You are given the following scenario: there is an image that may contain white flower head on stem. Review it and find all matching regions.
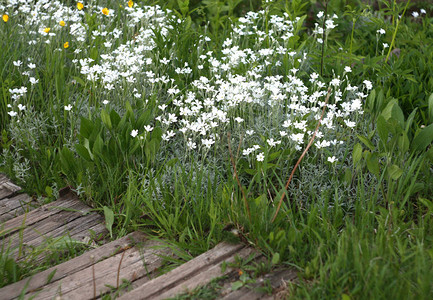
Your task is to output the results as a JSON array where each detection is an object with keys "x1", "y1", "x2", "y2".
[
  {"x1": 130, "y1": 129, "x2": 138, "y2": 137},
  {"x1": 327, "y1": 156, "x2": 338, "y2": 163},
  {"x1": 256, "y1": 152, "x2": 265, "y2": 162}
]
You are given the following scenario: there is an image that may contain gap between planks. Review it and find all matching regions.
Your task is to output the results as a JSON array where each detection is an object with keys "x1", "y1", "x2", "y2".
[
  {"x1": 118, "y1": 242, "x2": 258, "y2": 300},
  {"x1": 0, "y1": 232, "x2": 172, "y2": 300}
]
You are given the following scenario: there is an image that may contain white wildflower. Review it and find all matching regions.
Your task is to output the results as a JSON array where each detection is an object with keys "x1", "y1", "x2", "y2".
[
  {"x1": 256, "y1": 152, "x2": 265, "y2": 162},
  {"x1": 327, "y1": 156, "x2": 338, "y2": 163}
]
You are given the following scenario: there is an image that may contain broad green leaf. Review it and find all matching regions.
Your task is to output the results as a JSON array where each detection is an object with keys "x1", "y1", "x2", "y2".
[
  {"x1": 103, "y1": 206, "x2": 114, "y2": 238},
  {"x1": 405, "y1": 108, "x2": 417, "y2": 133},
  {"x1": 357, "y1": 135, "x2": 375, "y2": 151},
  {"x1": 411, "y1": 124, "x2": 433, "y2": 152},
  {"x1": 387, "y1": 164, "x2": 403, "y2": 180},
  {"x1": 60, "y1": 146, "x2": 75, "y2": 175},
  {"x1": 167, "y1": 158, "x2": 179, "y2": 168},
  {"x1": 137, "y1": 109, "x2": 152, "y2": 127},
  {"x1": 342, "y1": 294, "x2": 352, "y2": 300},
  {"x1": 398, "y1": 132, "x2": 409, "y2": 153},
  {"x1": 90, "y1": 47, "x2": 98, "y2": 61},
  {"x1": 151, "y1": 127, "x2": 163, "y2": 140},
  {"x1": 272, "y1": 252, "x2": 280, "y2": 265},
  {"x1": 92, "y1": 134, "x2": 104, "y2": 156},
  {"x1": 75, "y1": 144, "x2": 92, "y2": 161},
  {"x1": 427, "y1": 147, "x2": 433, "y2": 163},
  {"x1": 45, "y1": 186, "x2": 53, "y2": 197},
  {"x1": 80, "y1": 117, "x2": 94, "y2": 139},
  {"x1": 381, "y1": 99, "x2": 404, "y2": 128},
  {"x1": 129, "y1": 139, "x2": 140, "y2": 155},
  {"x1": 109, "y1": 109, "x2": 121, "y2": 128},
  {"x1": 353, "y1": 143, "x2": 363, "y2": 166},
  {"x1": 376, "y1": 116, "x2": 389, "y2": 147},
  {"x1": 268, "y1": 151, "x2": 281, "y2": 161},
  {"x1": 72, "y1": 76, "x2": 85, "y2": 86},
  {"x1": 418, "y1": 197, "x2": 433, "y2": 212},
  {"x1": 83, "y1": 138, "x2": 94, "y2": 160},
  {"x1": 343, "y1": 168, "x2": 352, "y2": 186},
  {"x1": 101, "y1": 109, "x2": 112, "y2": 129},
  {"x1": 366, "y1": 89, "x2": 376, "y2": 112},
  {"x1": 231, "y1": 281, "x2": 243, "y2": 291},
  {"x1": 125, "y1": 101, "x2": 134, "y2": 119},
  {"x1": 177, "y1": 0, "x2": 189, "y2": 16},
  {"x1": 366, "y1": 152, "x2": 380, "y2": 177},
  {"x1": 275, "y1": 229, "x2": 285, "y2": 241},
  {"x1": 254, "y1": 194, "x2": 267, "y2": 207},
  {"x1": 391, "y1": 101, "x2": 405, "y2": 128},
  {"x1": 244, "y1": 169, "x2": 257, "y2": 175}
]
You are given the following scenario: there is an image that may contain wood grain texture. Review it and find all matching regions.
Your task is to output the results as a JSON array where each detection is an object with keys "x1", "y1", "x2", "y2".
[
  {"x1": 4, "y1": 207, "x2": 96, "y2": 249},
  {"x1": 156, "y1": 246, "x2": 258, "y2": 300},
  {"x1": 1, "y1": 192, "x2": 81, "y2": 237},
  {"x1": 0, "y1": 232, "x2": 154, "y2": 299},
  {"x1": 118, "y1": 242, "x2": 248, "y2": 300},
  {"x1": 0, "y1": 176, "x2": 21, "y2": 200},
  {"x1": 0, "y1": 194, "x2": 35, "y2": 222},
  {"x1": 23, "y1": 236, "x2": 169, "y2": 300}
]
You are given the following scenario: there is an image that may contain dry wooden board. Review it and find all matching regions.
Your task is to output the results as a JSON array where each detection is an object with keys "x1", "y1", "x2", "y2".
[
  {"x1": 12, "y1": 214, "x2": 106, "y2": 262},
  {"x1": 0, "y1": 173, "x2": 7, "y2": 183},
  {"x1": 0, "y1": 176, "x2": 21, "y2": 200},
  {"x1": 19, "y1": 234, "x2": 171, "y2": 300},
  {"x1": 118, "y1": 242, "x2": 256, "y2": 300},
  {"x1": 220, "y1": 268, "x2": 297, "y2": 300},
  {"x1": 0, "y1": 193, "x2": 36, "y2": 222},
  {"x1": 0, "y1": 191, "x2": 107, "y2": 262},
  {"x1": 0, "y1": 232, "x2": 164, "y2": 300},
  {"x1": 0, "y1": 192, "x2": 83, "y2": 238},
  {"x1": 4, "y1": 205, "x2": 95, "y2": 249}
]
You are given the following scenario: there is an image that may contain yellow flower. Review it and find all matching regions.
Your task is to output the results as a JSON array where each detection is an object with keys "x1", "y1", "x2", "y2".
[
  {"x1": 77, "y1": 2, "x2": 84, "y2": 10},
  {"x1": 102, "y1": 7, "x2": 109, "y2": 16},
  {"x1": 64, "y1": 42, "x2": 69, "y2": 49},
  {"x1": 128, "y1": 1, "x2": 134, "y2": 8},
  {"x1": 2, "y1": 14, "x2": 8, "y2": 23},
  {"x1": 44, "y1": 27, "x2": 50, "y2": 33},
  {"x1": 59, "y1": 20, "x2": 65, "y2": 26}
]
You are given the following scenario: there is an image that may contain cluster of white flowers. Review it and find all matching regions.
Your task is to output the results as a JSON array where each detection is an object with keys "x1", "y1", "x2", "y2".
[
  {"x1": 77, "y1": 5, "x2": 174, "y2": 91},
  {"x1": 119, "y1": 8, "x2": 368, "y2": 161},
  {"x1": 313, "y1": 12, "x2": 338, "y2": 44},
  {"x1": 412, "y1": 9, "x2": 427, "y2": 18},
  {"x1": 4, "y1": 1, "x2": 374, "y2": 166}
]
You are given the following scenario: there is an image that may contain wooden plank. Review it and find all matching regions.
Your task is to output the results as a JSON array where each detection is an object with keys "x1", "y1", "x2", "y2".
[
  {"x1": 0, "y1": 232, "x2": 148, "y2": 299},
  {"x1": 11, "y1": 213, "x2": 105, "y2": 261},
  {"x1": 2, "y1": 201, "x2": 96, "y2": 251},
  {"x1": 0, "y1": 178, "x2": 21, "y2": 200},
  {"x1": 31, "y1": 223, "x2": 109, "y2": 266},
  {"x1": 0, "y1": 173, "x2": 7, "y2": 183},
  {"x1": 156, "y1": 247, "x2": 258, "y2": 300},
  {"x1": 0, "y1": 193, "x2": 86, "y2": 238},
  {"x1": 220, "y1": 268, "x2": 297, "y2": 300},
  {"x1": 117, "y1": 242, "x2": 247, "y2": 300},
  {"x1": 22, "y1": 236, "x2": 170, "y2": 300},
  {"x1": 0, "y1": 194, "x2": 35, "y2": 222}
]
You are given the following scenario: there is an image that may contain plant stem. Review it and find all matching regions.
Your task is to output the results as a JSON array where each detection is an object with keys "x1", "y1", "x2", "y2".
[
  {"x1": 320, "y1": 0, "x2": 328, "y2": 77},
  {"x1": 271, "y1": 88, "x2": 332, "y2": 223},
  {"x1": 227, "y1": 132, "x2": 251, "y2": 221},
  {"x1": 385, "y1": 0, "x2": 411, "y2": 63}
]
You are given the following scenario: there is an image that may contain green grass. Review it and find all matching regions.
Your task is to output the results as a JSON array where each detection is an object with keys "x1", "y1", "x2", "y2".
[{"x1": 1, "y1": 0, "x2": 433, "y2": 298}]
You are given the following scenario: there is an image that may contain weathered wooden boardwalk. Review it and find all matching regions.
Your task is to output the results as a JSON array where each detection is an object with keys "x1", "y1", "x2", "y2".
[{"x1": 0, "y1": 174, "x2": 296, "y2": 299}]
